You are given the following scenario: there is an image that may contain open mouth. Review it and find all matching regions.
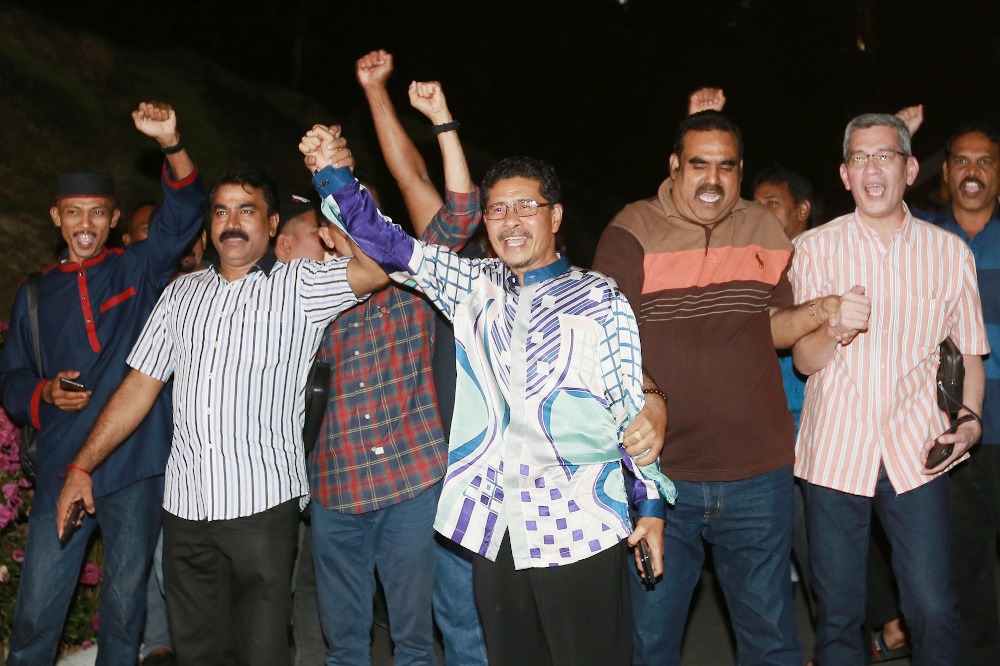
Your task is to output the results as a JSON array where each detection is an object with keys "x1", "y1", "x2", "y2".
[
  {"x1": 864, "y1": 184, "x2": 886, "y2": 198},
  {"x1": 74, "y1": 231, "x2": 97, "y2": 250},
  {"x1": 961, "y1": 179, "x2": 984, "y2": 196},
  {"x1": 499, "y1": 230, "x2": 529, "y2": 248}
]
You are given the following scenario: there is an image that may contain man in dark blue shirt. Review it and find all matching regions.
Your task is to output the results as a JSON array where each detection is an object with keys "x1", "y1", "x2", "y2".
[
  {"x1": 932, "y1": 118, "x2": 1000, "y2": 666},
  {"x1": 0, "y1": 102, "x2": 205, "y2": 666}
]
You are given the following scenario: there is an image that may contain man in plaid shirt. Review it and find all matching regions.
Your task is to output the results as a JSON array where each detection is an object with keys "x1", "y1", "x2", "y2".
[{"x1": 306, "y1": 78, "x2": 480, "y2": 664}]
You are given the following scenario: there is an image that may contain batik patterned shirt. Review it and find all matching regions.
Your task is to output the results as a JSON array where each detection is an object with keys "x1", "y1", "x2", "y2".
[{"x1": 312, "y1": 166, "x2": 673, "y2": 569}]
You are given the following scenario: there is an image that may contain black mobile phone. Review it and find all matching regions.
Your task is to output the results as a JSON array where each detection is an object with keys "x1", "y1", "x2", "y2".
[
  {"x1": 639, "y1": 538, "x2": 654, "y2": 586},
  {"x1": 59, "y1": 499, "x2": 85, "y2": 548},
  {"x1": 59, "y1": 377, "x2": 86, "y2": 393},
  {"x1": 924, "y1": 424, "x2": 958, "y2": 469}
]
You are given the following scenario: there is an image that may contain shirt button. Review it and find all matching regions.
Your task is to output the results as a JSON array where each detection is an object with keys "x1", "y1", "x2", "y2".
[
  {"x1": 359, "y1": 382, "x2": 365, "y2": 387},
  {"x1": 364, "y1": 414, "x2": 371, "y2": 420},
  {"x1": 82, "y1": 295, "x2": 87, "y2": 300},
  {"x1": 85, "y1": 319, "x2": 91, "y2": 323},
  {"x1": 206, "y1": 408, "x2": 212, "y2": 415},
  {"x1": 207, "y1": 443, "x2": 214, "y2": 450},
  {"x1": 354, "y1": 351, "x2": 360, "y2": 356},
  {"x1": 207, "y1": 372, "x2": 213, "y2": 379}
]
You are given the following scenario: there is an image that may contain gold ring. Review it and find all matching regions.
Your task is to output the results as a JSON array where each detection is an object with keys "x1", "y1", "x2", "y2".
[{"x1": 634, "y1": 431, "x2": 642, "y2": 442}]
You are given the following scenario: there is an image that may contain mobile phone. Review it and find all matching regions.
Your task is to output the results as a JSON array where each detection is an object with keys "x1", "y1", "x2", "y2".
[
  {"x1": 924, "y1": 424, "x2": 958, "y2": 469},
  {"x1": 59, "y1": 499, "x2": 85, "y2": 548},
  {"x1": 59, "y1": 377, "x2": 86, "y2": 393},
  {"x1": 638, "y1": 537, "x2": 654, "y2": 586}
]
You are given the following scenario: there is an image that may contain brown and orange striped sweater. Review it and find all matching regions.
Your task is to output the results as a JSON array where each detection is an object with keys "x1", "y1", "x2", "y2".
[{"x1": 593, "y1": 177, "x2": 796, "y2": 481}]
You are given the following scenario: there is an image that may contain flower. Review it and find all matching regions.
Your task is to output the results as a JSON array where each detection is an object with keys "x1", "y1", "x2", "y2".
[
  {"x1": 79, "y1": 562, "x2": 101, "y2": 586},
  {"x1": 11, "y1": 549, "x2": 24, "y2": 563},
  {"x1": 91, "y1": 611, "x2": 99, "y2": 631},
  {"x1": 81, "y1": 640, "x2": 93, "y2": 650}
]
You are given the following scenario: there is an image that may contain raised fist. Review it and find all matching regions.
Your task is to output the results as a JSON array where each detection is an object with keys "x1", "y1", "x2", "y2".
[
  {"x1": 408, "y1": 81, "x2": 452, "y2": 126},
  {"x1": 687, "y1": 88, "x2": 726, "y2": 116},
  {"x1": 132, "y1": 101, "x2": 180, "y2": 146},
  {"x1": 895, "y1": 104, "x2": 924, "y2": 137},
  {"x1": 356, "y1": 50, "x2": 394, "y2": 90},
  {"x1": 299, "y1": 124, "x2": 354, "y2": 174}
]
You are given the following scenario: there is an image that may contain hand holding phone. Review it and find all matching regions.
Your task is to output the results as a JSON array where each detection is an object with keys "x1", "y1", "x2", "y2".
[
  {"x1": 59, "y1": 499, "x2": 85, "y2": 548},
  {"x1": 638, "y1": 538, "x2": 654, "y2": 586},
  {"x1": 59, "y1": 377, "x2": 86, "y2": 392}
]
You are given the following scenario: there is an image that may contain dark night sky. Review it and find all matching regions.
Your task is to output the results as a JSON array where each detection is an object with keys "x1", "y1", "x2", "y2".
[{"x1": 13, "y1": 0, "x2": 1000, "y2": 252}]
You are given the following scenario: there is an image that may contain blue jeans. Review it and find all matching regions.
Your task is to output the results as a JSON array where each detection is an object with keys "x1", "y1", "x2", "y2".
[
  {"x1": 141, "y1": 529, "x2": 172, "y2": 657},
  {"x1": 433, "y1": 534, "x2": 488, "y2": 666},
  {"x1": 630, "y1": 465, "x2": 801, "y2": 666},
  {"x1": 311, "y1": 483, "x2": 440, "y2": 666},
  {"x1": 8, "y1": 475, "x2": 163, "y2": 666},
  {"x1": 803, "y1": 471, "x2": 961, "y2": 666}
]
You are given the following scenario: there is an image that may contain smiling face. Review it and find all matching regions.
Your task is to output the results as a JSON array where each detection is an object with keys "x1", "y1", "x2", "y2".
[
  {"x1": 210, "y1": 183, "x2": 278, "y2": 280},
  {"x1": 840, "y1": 124, "x2": 919, "y2": 226},
  {"x1": 50, "y1": 197, "x2": 120, "y2": 263},
  {"x1": 484, "y1": 176, "x2": 563, "y2": 282},
  {"x1": 944, "y1": 131, "x2": 1000, "y2": 217},
  {"x1": 669, "y1": 130, "x2": 743, "y2": 225}
]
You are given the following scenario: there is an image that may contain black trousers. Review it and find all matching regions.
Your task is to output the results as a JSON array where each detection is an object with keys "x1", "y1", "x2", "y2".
[
  {"x1": 950, "y1": 445, "x2": 1000, "y2": 666},
  {"x1": 473, "y1": 534, "x2": 632, "y2": 666},
  {"x1": 163, "y1": 499, "x2": 300, "y2": 666}
]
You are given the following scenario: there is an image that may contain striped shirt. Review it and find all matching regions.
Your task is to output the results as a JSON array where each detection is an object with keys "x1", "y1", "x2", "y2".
[
  {"x1": 791, "y1": 208, "x2": 989, "y2": 496},
  {"x1": 127, "y1": 252, "x2": 360, "y2": 520},
  {"x1": 312, "y1": 167, "x2": 673, "y2": 569}
]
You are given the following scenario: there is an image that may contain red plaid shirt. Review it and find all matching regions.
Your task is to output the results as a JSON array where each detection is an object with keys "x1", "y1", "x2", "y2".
[{"x1": 309, "y1": 190, "x2": 480, "y2": 513}]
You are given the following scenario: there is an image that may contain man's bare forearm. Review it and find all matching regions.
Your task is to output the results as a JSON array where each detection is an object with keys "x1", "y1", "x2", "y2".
[{"x1": 71, "y1": 369, "x2": 165, "y2": 472}]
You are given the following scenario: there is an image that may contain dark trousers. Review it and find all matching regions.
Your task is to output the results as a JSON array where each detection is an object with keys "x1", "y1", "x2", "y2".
[
  {"x1": 473, "y1": 534, "x2": 632, "y2": 666},
  {"x1": 950, "y1": 445, "x2": 1000, "y2": 666},
  {"x1": 163, "y1": 498, "x2": 300, "y2": 666}
]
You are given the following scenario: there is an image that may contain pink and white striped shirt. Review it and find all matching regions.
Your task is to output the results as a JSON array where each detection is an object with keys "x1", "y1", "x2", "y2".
[{"x1": 791, "y1": 208, "x2": 988, "y2": 496}]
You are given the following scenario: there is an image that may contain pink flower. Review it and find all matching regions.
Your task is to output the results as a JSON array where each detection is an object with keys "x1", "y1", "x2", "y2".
[
  {"x1": 92, "y1": 611, "x2": 99, "y2": 631},
  {"x1": 79, "y1": 562, "x2": 101, "y2": 586},
  {"x1": 81, "y1": 640, "x2": 93, "y2": 650},
  {"x1": 11, "y1": 549, "x2": 24, "y2": 563},
  {"x1": 2, "y1": 483, "x2": 18, "y2": 501}
]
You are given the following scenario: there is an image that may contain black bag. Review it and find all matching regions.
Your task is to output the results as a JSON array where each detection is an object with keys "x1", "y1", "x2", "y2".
[
  {"x1": 937, "y1": 336, "x2": 965, "y2": 413},
  {"x1": 302, "y1": 359, "x2": 330, "y2": 455},
  {"x1": 18, "y1": 273, "x2": 42, "y2": 483}
]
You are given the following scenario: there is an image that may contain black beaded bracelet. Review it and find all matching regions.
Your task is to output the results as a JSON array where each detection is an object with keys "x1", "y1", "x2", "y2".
[
  {"x1": 642, "y1": 388, "x2": 668, "y2": 404},
  {"x1": 432, "y1": 121, "x2": 460, "y2": 136},
  {"x1": 161, "y1": 136, "x2": 185, "y2": 155}
]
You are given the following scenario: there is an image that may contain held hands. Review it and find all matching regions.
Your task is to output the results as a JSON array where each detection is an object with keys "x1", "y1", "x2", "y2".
[
  {"x1": 356, "y1": 49, "x2": 394, "y2": 90},
  {"x1": 132, "y1": 101, "x2": 180, "y2": 147},
  {"x1": 42, "y1": 370, "x2": 91, "y2": 412},
  {"x1": 55, "y1": 466, "x2": 96, "y2": 540},
  {"x1": 408, "y1": 81, "x2": 452, "y2": 126},
  {"x1": 895, "y1": 104, "x2": 924, "y2": 137},
  {"x1": 826, "y1": 285, "x2": 870, "y2": 345},
  {"x1": 687, "y1": 87, "x2": 726, "y2": 115},
  {"x1": 299, "y1": 125, "x2": 354, "y2": 174},
  {"x1": 624, "y1": 392, "x2": 666, "y2": 465}
]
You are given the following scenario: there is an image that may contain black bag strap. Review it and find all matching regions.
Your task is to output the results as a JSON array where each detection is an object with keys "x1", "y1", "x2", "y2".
[{"x1": 25, "y1": 273, "x2": 42, "y2": 377}]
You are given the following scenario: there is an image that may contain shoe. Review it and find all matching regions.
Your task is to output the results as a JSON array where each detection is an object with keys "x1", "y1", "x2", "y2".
[
  {"x1": 142, "y1": 650, "x2": 177, "y2": 666},
  {"x1": 868, "y1": 629, "x2": 911, "y2": 663}
]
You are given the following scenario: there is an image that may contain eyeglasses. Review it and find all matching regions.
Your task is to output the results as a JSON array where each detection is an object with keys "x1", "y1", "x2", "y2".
[
  {"x1": 847, "y1": 150, "x2": 907, "y2": 167},
  {"x1": 484, "y1": 200, "x2": 555, "y2": 220}
]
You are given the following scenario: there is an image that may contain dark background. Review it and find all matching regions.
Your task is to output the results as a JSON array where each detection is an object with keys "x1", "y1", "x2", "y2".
[{"x1": 7, "y1": 0, "x2": 1000, "y2": 258}]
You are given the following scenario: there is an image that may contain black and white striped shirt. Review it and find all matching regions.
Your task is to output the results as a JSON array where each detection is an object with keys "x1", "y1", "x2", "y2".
[{"x1": 128, "y1": 252, "x2": 360, "y2": 520}]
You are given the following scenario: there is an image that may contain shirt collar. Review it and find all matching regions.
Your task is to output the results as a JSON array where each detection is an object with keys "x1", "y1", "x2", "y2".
[
  {"x1": 505, "y1": 254, "x2": 571, "y2": 290},
  {"x1": 934, "y1": 201, "x2": 1000, "y2": 236},
  {"x1": 209, "y1": 251, "x2": 279, "y2": 278},
  {"x1": 848, "y1": 202, "x2": 917, "y2": 247}
]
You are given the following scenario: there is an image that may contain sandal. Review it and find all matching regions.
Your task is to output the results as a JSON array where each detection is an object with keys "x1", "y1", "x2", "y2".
[{"x1": 869, "y1": 628, "x2": 912, "y2": 663}]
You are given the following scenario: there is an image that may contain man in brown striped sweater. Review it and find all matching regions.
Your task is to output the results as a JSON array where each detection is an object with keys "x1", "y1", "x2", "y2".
[{"x1": 594, "y1": 110, "x2": 850, "y2": 666}]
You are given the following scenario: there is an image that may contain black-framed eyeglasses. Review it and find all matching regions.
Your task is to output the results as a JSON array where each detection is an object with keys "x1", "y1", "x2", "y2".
[
  {"x1": 484, "y1": 200, "x2": 555, "y2": 220},
  {"x1": 847, "y1": 150, "x2": 907, "y2": 167}
]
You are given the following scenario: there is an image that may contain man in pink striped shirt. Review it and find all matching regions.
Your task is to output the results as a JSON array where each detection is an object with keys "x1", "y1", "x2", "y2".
[{"x1": 791, "y1": 113, "x2": 989, "y2": 666}]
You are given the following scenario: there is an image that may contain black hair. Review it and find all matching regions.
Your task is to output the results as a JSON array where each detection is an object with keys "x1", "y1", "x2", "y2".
[
  {"x1": 752, "y1": 164, "x2": 814, "y2": 205},
  {"x1": 208, "y1": 166, "x2": 280, "y2": 218},
  {"x1": 673, "y1": 111, "x2": 744, "y2": 161},
  {"x1": 945, "y1": 119, "x2": 1000, "y2": 160},
  {"x1": 480, "y1": 157, "x2": 561, "y2": 211}
]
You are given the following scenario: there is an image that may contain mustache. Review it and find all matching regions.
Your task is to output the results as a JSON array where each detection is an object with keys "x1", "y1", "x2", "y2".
[
  {"x1": 695, "y1": 184, "x2": 725, "y2": 197},
  {"x1": 499, "y1": 229, "x2": 532, "y2": 241},
  {"x1": 961, "y1": 176, "x2": 985, "y2": 190},
  {"x1": 219, "y1": 228, "x2": 249, "y2": 242}
]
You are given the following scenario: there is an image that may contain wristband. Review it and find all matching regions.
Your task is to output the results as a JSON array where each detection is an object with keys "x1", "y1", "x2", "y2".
[
  {"x1": 161, "y1": 135, "x2": 185, "y2": 155},
  {"x1": 808, "y1": 300, "x2": 823, "y2": 327},
  {"x1": 67, "y1": 464, "x2": 91, "y2": 476},
  {"x1": 432, "y1": 121, "x2": 460, "y2": 136},
  {"x1": 642, "y1": 388, "x2": 668, "y2": 404},
  {"x1": 956, "y1": 412, "x2": 982, "y2": 427}
]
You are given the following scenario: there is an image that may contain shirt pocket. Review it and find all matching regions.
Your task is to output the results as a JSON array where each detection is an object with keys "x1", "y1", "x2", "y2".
[{"x1": 99, "y1": 286, "x2": 136, "y2": 313}]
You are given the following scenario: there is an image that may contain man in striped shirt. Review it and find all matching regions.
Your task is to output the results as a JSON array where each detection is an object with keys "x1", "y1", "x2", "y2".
[
  {"x1": 56, "y1": 141, "x2": 389, "y2": 665},
  {"x1": 791, "y1": 113, "x2": 989, "y2": 666}
]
